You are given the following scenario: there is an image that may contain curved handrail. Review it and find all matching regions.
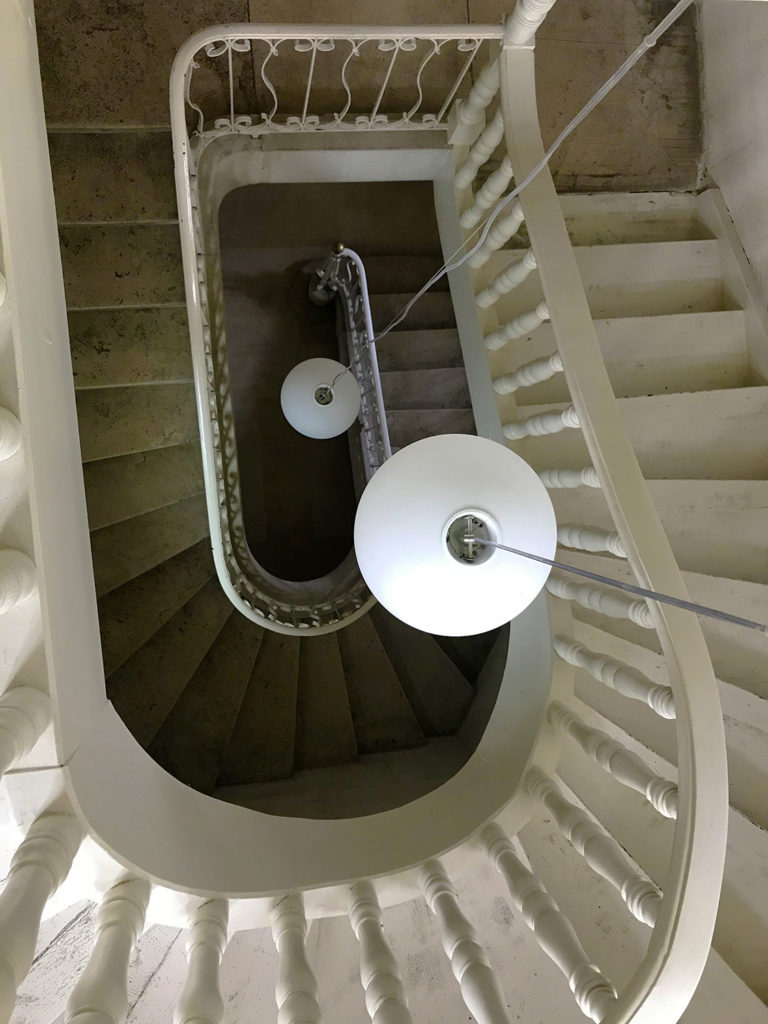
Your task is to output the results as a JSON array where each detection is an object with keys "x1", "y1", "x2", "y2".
[{"x1": 498, "y1": 39, "x2": 728, "y2": 1024}]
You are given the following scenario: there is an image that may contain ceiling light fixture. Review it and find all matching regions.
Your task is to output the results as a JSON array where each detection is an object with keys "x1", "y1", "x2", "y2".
[{"x1": 281, "y1": 357, "x2": 360, "y2": 439}]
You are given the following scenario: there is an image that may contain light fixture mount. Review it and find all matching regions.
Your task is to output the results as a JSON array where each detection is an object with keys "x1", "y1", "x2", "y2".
[{"x1": 444, "y1": 509, "x2": 497, "y2": 566}]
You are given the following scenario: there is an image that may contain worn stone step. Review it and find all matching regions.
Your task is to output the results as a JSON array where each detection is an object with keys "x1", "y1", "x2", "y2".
[
  {"x1": 386, "y1": 408, "x2": 475, "y2": 448},
  {"x1": 375, "y1": 328, "x2": 463, "y2": 372},
  {"x1": 49, "y1": 130, "x2": 177, "y2": 222},
  {"x1": 60, "y1": 223, "x2": 184, "y2": 308},
  {"x1": 370, "y1": 606, "x2": 474, "y2": 736},
  {"x1": 107, "y1": 577, "x2": 233, "y2": 747},
  {"x1": 83, "y1": 443, "x2": 204, "y2": 531},
  {"x1": 369, "y1": 292, "x2": 455, "y2": 333},
  {"x1": 380, "y1": 368, "x2": 471, "y2": 410},
  {"x1": 90, "y1": 493, "x2": 209, "y2": 596},
  {"x1": 148, "y1": 613, "x2": 265, "y2": 793},
  {"x1": 359, "y1": 254, "x2": 447, "y2": 294},
  {"x1": 336, "y1": 614, "x2": 424, "y2": 755},
  {"x1": 77, "y1": 383, "x2": 198, "y2": 462},
  {"x1": 294, "y1": 634, "x2": 357, "y2": 770},
  {"x1": 69, "y1": 307, "x2": 193, "y2": 388},
  {"x1": 217, "y1": 632, "x2": 301, "y2": 786},
  {"x1": 97, "y1": 540, "x2": 214, "y2": 676},
  {"x1": 556, "y1": 192, "x2": 711, "y2": 247}
]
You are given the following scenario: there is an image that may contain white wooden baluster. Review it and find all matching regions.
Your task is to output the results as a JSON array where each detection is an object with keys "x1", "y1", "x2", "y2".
[
  {"x1": 476, "y1": 249, "x2": 537, "y2": 308},
  {"x1": 545, "y1": 574, "x2": 654, "y2": 628},
  {"x1": 0, "y1": 812, "x2": 84, "y2": 1021},
  {"x1": 484, "y1": 300, "x2": 549, "y2": 350},
  {"x1": 174, "y1": 899, "x2": 229, "y2": 1024},
  {"x1": 0, "y1": 409, "x2": 22, "y2": 462},
  {"x1": 456, "y1": 109, "x2": 504, "y2": 189},
  {"x1": 482, "y1": 823, "x2": 617, "y2": 1023},
  {"x1": 557, "y1": 524, "x2": 626, "y2": 558},
  {"x1": 526, "y1": 767, "x2": 662, "y2": 926},
  {"x1": 0, "y1": 269, "x2": 6, "y2": 307},
  {"x1": 0, "y1": 549, "x2": 36, "y2": 614},
  {"x1": 553, "y1": 636, "x2": 675, "y2": 718},
  {"x1": 548, "y1": 701, "x2": 678, "y2": 818},
  {"x1": 419, "y1": 859, "x2": 510, "y2": 1024},
  {"x1": 539, "y1": 466, "x2": 601, "y2": 489},
  {"x1": 506, "y1": 0, "x2": 560, "y2": 45},
  {"x1": 450, "y1": 60, "x2": 500, "y2": 145},
  {"x1": 492, "y1": 351, "x2": 561, "y2": 395},
  {"x1": 348, "y1": 881, "x2": 411, "y2": 1024},
  {"x1": 460, "y1": 156, "x2": 515, "y2": 230},
  {"x1": 502, "y1": 404, "x2": 580, "y2": 440},
  {"x1": 0, "y1": 686, "x2": 50, "y2": 777},
  {"x1": 469, "y1": 202, "x2": 524, "y2": 268},
  {"x1": 66, "y1": 876, "x2": 151, "y2": 1024},
  {"x1": 271, "y1": 893, "x2": 320, "y2": 1024}
]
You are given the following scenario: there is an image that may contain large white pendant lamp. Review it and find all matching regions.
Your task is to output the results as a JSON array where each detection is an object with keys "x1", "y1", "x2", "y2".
[
  {"x1": 353, "y1": 434, "x2": 557, "y2": 636},
  {"x1": 281, "y1": 357, "x2": 361, "y2": 439}
]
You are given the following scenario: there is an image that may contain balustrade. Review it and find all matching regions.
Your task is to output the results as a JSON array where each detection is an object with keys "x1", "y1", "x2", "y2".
[
  {"x1": 0, "y1": 269, "x2": 6, "y2": 307},
  {"x1": 460, "y1": 156, "x2": 515, "y2": 229},
  {"x1": 482, "y1": 823, "x2": 617, "y2": 1023},
  {"x1": 557, "y1": 524, "x2": 626, "y2": 558},
  {"x1": 66, "y1": 877, "x2": 151, "y2": 1024},
  {"x1": 546, "y1": 575, "x2": 654, "y2": 629},
  {"x1": 0, "y1": 409, "x2": 21, "y2": 462},
  {"x1": 554, "y1": 636, "x2": 675, "y2": 719},
  {"x1": 548, "y1": 702, "x2": 678, "y2": 818},
  {"x1": 484, "y1": 300, "x2": 549, "y2": 350},
  {"x1": 419, "y1": 859, "x2": 510, "y2": 1024},
  {"x1": 0, "y1": 686, "x2": 50, "y2": 778},
  {"x1": 539, "y1": 466, "x2": 601, "y2": 489},
  {"x1": 469, "y1": 202, "x2": 524, "y2": 268},
  {"x1": 0, "y1": 812, "x2": 83, "y2": 1021},
  {"x1": 348, "y1": 881, "x2": 411, "y2": 1024},
  {"x1": 174, "y1": 899, "x2": 229, "y2": 1024},
  {"x1": 476, "y1": 249, "x2": 537, "y2": 308},
  {"x1": 526, "y1": 768, "x2": 662, "y2": 926},
  {"x1": 505, "y1": 0, "x2": 560, "y2": 45},
  {"x1": 0, "y1": 549, "x2": 36, "y2": 614},
  {"x1": 502, "y1": 404, "x2": 580, "y2": 440},
  {"x1": 271, "y1": 894, "x2": 320, "y2": 1024},
  {"x1": 455, "y1": 110, "x2": 504, "y2": 190},
  {"x1": 450, "y1": 60, "x2": 500, "y2": 145},
  {"x1": 492, "y1": 351, "x2": 561, "y2": 395}
]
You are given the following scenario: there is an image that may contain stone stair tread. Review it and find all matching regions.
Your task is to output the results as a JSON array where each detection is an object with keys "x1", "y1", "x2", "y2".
[
  {"x1": 69, "y1": 307, "x2": 193, "y2": 388},
  {"x1": 556, "y1": 192, "x2": 711, "y2": 246},
  {"x1": 370, "y1": 606, "x2": 474, "y2": 736},
  {"x1": 294, "y1": 634, "x2": 358, "y2": 770},
  {"x1": 76, "y1": 382, "x2": 198, "y2": 462},
  {"x1": 49, "y1": 130, "x2": 177, "y2": 223},
  {"x1": 357, "y1": 254, "x2": 448, "y2": 294},
  {"x1": 60, "y1": 223, "x2": 185, "y2": 308},
  {"x1": 432, "y1": 630, "x2": 500, "y2": 687},
  {"x1": 336, "y1": 614, "x2": 424, "y2": 755},
  {"x1": 217, "y1": 632, "x2": 301, "y2": 786},
  {"x1": 387, "y1": 408, "x2": 475, "y2": 448},
  {"x1": 83, "y1": 443, "x2": 204, "y2": 531},
  {"x1": 380, "y1": 367, "x2": 471, "y2": 410},
  {"x1": 369, "y1": 292, "x2": 456, "y2": 332},
  {"x1": 97, "y1": 539, "x2": 214, "y2": 676},
  {"x1": 148, "y1": 613, "x2": 265, "y2": 793},
  {"x1": 107, "y1": 577, "x2": 233, "y2": 748},
  {"x1": 90, "y1": 493, "x2": 209, "y2": 596},
  {"x1": 375, "y1": 328, "x2": 463, "y2": 371}
]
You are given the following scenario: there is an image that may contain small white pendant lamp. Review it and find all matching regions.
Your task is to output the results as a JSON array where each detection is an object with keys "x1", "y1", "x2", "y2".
[
  {"x1": 353, "y1": 433, "x2": 557, "y2": 636},
  {"x1": 281, "y1": 357, "x2": 361, "y2": 439}
]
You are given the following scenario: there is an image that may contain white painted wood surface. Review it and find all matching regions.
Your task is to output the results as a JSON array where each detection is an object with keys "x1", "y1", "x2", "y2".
[
  {"x1": 469, "y1": 201, "x2": 524, "y2": 268},
  {"x1": 455, "y1": 110, "x2": 504, "y2": 190},
  {"x1": 174, "y1": 899, "x2": 228, "y2": 1024},
  {"x1": 460, "y1": 156, "x2": 514, "y2": 229},
  {"x1": 0, "y1": 686, "x2": 50, "y2": 777},
  {"x1": 492, "y1": 351, "x2": 561, "y2": 394},
  {"x1": 0, "y1": 410, "x2": 21, "y2": 462},
  {"x1": 477, "y1": 249, "x2": 538, "y2": 309},
  {"x1": 271, "y1": 894, "x2": 320, "y2": 1024},
  {"x1": 557, "y1": 524, "x2": 626, "y2": 558},
  {"x1": 539, "y1": 466, "x2": 601, "y2": 489},
  {"x1": 484, "y1": 300, "x2": 549, "y2": 350},
  {"x1": 546, "y1": 575, "x2": 654, "y2": 629},
  {"x1": 348, "y1": 881, "x2": 411, "y2": 1024},
  {"x1": 0, "y1": 550, "x2": 35, "y2": 615},
  {"x1": 502, "y1": 404, "x2": 580, "y2": 439}
]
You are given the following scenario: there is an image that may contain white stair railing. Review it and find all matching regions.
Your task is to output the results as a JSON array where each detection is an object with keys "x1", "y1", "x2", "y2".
[
  {"x1": 0, "y1": 686, "x2": 50, "y2": 778},
  {"x1": 271, "y1": 894, "x2": 321, "y2": 1024},
  {"x1": 539, "y1": 466, "x2": 601, "y2": 489},
  {"x1": 348, "y1": 881, "x2": 412, "y2": 1024},
  {"x1": 0, "y1": 549, "x2": 36, "y2": 614},
  {"x1": 546, "y1": 575, "x2": 654, "y2": 629},
  {"x1": 484, "y1": 301, "x2": 550, "y2": 350},
  {"x1": 0, "y1": 409, "x2": 21, "y2": 462},
  {"x1": 476, "y1": 248, "x2": 537, "y2": 308},
  {"x1": 460, "y1": 156, "x2": 515, "y2": 229},
  {"x1": 455, "y1": 110, "x2": 505, "y2": 190},
  {"x1": 557, "y1": 524, "x2": 627, "y2": 558},
  {"x1": 174, "y1": 900, "x2": 229, "y2": 1024},
  {"x1": 492, "y1": 350, "x2": 561, "y2": 394},
  {"x1": 502, "y1": 404, "x2": 580, "y2": 440},
  {"x1": 469, "y1": 201, "x2": 525, "y2": 268}
]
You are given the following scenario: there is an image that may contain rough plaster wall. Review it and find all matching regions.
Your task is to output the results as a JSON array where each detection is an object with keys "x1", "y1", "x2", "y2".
[{"x1": 700, "y1": 0, "x2": 768, "y2": 302}]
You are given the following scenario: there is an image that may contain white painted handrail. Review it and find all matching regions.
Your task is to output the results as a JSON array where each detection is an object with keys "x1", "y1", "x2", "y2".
[
  {"x1": 502, "y1": 404, "x2": 580, "y2": 440},
  {"x1": 0, "y1": 549, "x2": 36, "y2": 614},
  {"x1": 492, "y1": 350, "x2": 561, "y2": 393},
  {"x1": 548, "y1": 702, "x2": 678, "y2": 819},
  {"x1": 526, "y1": 768, "x2": 662, "y2": 926},
  {"x1": 66, "y1": 877, "x2": 151, "y2": 1024},
  {"x1": 469, "y1": 201, "x2": 524, "y2": 268},
  {"x1": 546, "y1": 575, "x2": 654, "y2": 629},
  {"x1": 271, "y1": 894, "x2": 320, "y2": 1024},
  {"x1": 0, "y1": 686, "x2": 50, "y2": 777},
  {"x1": 174, "y1": 900, "x2": 229, "y2": 1024},
  {"x1": 476, "y1": 248, "x2": 537, "y2": 308},
  {"x1": 483, "y1": 824, "x2": 617, "y2": 1023},
  {"x1": 420, "y1": 859, "x2": 511, "y2": 1024},
  {"x1": 349, "y1": 881, "x2": 412, "y2": 1024},
  {"x1": 554, "y1": 636, "x2": 675, "y2": 719},
  {"x1": 557, "y1": 524, "x2": 626, "y2": 558},
  {"x1": 0, "y1": 409, "x2": 21, "y2": 461},
  {"x1": 484, "y1": 300, "x2": 549, "y2": 350}
]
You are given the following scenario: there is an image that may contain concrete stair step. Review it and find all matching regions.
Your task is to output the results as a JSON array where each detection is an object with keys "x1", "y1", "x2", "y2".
[
  {"x1": 336, "y1": 614, "x2": 424, "y2": 755},
  {"x1": 380, "y1": 367, "x2": 471, "y2": 410},
  {"x1": 148, "y1": 613, "x2": 265, "y2": 793},
  {"x1": 90, "y1": 493, "x2": 209, "y2": 596},
  {"x1": 550, "y1": 479, "x2": 768, "y2": 585},
  {"x1": 369, "y1": 292, "x2": 455, "y2": 332},
  {"x1": 49, "y1": 130, "x2": 176, "y2": 223},
  {"x1": 387, "y1": 408, "x2": 475, "y2": 448},
  {"x1": 97, "y1": 539, "x2": 214, "y2": 676},
  {"x1": 557, "y1": 192, "x2": 711, "y2": 247},
  {"x1": 60, "y1": 223, "x2": 184, "y2": 308},
  {"x1": 433, "y1": 629, "x2": 501, "y2": 686},
  {"x1": 217, "y1": 632, "x2": 301, "y2": 786},
  {"x1": 511, "y1": 387, "x2": 768, "y2": 480},
  {"x1": 370, "y1": 606, "x2": 474, "y2": 736},
  {"x1": 77, "y1": 383, "x2": 198, "y2": 462},
  {"x1": 69, "y1": 307, "x2": 192, "y2": 388},
  {"x1": 83, "y1": 443, "x2": 204, "y2": 531},
  {"x1": 106, "y1": 577, "x2": 233, "y2": 748},
  {"x1": 358, "y1": 254, "x2": 448, "y2": 294},
  {"x1": 571, "y1": 620, "x2": 768, "y2": 832},
  {"x1": 491, "y1": 310, "x2": 748, "y2": 405},
  {"x1": 374, "y1": 328, "x2": 463, "y2": 371},
  {"x1": 294, "y1": 634, "x2": 357, "y2": 770}
]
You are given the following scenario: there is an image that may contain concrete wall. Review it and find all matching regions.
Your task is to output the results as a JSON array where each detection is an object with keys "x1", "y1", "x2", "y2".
[{"x1": 700, "y1": 1, "x2": 768, "y2": 300}]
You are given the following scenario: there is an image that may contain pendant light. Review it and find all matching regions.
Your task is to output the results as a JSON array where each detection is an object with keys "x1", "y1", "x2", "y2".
[{"x1": 281, "y1": 357, "x2": 361, "y2": 439}]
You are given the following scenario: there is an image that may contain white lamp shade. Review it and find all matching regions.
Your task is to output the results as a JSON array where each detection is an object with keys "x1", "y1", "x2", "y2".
[
  {"x1": 281, "y1": 357, "x2": 361, "y2": 439},
  {"x1": 354, "y1": 434, "x2": 557, "y2": 636}
]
